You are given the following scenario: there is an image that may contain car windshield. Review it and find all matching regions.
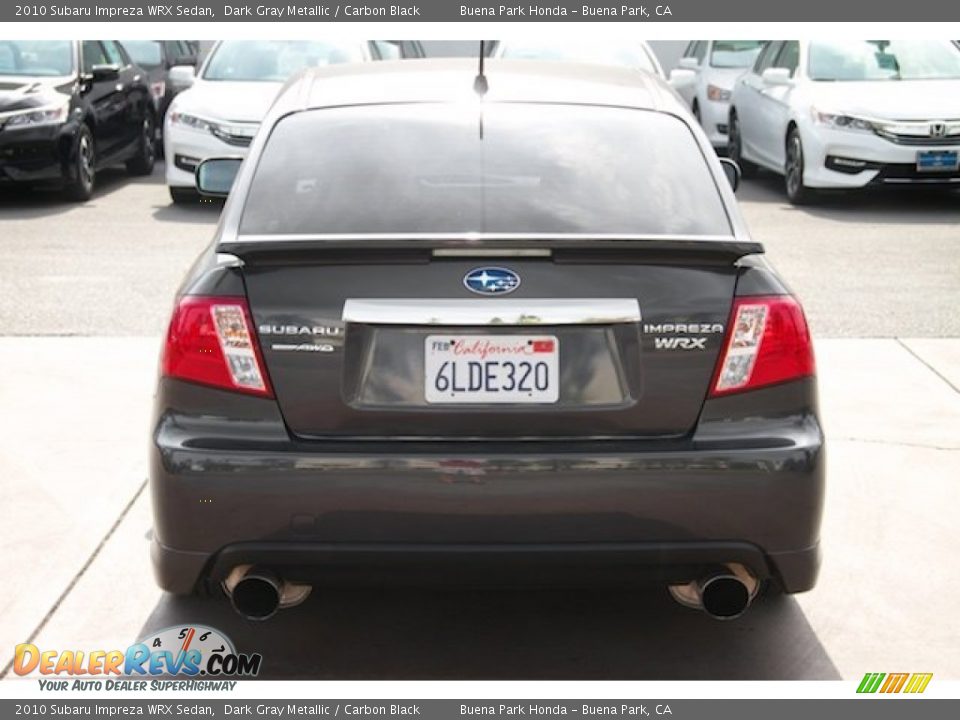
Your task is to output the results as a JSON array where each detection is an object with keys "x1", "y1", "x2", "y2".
[
  {"x1": 202, "y1": 40, "x2": 364, "y2": 82},
  {"x1": 496, "y1": 41, "x2": 658, "y2": 74},
  {"x1": 808, "y1": 40, "x2": 960, "y2": 81},
  {"x1": 122, "y1": 40, "x2": 163, "y2": 68},
  {"x1": 0, "y1": 40, "x2": 73, "y2": 77},
  {"x1": 240, "y1": 103, "x2": 730, "y2": 237},
  {"x1": 710, "y1": 41, "x2": 766, "y2": 69}
]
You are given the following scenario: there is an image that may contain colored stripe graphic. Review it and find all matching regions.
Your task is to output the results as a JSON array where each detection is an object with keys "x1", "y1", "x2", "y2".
[
  {"x1": 857, "y1": 673, "x2": 885, "y2": 693},
  {"x1": 857, "y1": 672, "x2": 932, "y2": 694},
  {"x1": 880, "y1": 673, "x2": 909, "y2": 693},
  {"x1": 904, "y1": 673, "x2": 934, "y2": 694}
]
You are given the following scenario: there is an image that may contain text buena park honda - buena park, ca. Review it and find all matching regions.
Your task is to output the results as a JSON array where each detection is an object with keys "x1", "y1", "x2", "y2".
[
  {"x1": 462, "y1": 5, "x2": 672, "y2": 17},
  {"x1": 462, "y1": 707, "x2": 672, "y2": 717}
]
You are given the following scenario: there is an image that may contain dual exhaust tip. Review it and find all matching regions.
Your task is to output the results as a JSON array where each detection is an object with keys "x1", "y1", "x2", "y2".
[
  {"x1": 224, "y1": 563, "x2": 759, "y2": 621},
  {"x1": 223, "y1": 566, "x2": 311, "y2": 621},
  {"x1": 668, "y1": 564, "x2": 760, "y2": 620}
]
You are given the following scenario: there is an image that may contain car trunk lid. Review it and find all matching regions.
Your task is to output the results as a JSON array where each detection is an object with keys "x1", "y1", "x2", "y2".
[{"x1": 233, "y1": 241, "x2": 755, "y2": 440}]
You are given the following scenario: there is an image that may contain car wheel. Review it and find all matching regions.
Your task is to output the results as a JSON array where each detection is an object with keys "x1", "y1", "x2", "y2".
[
  {"x1": 64, "y1": 125, "x2": 95, "y2": 202},
  {"x1": 169, "y1": 186, "x2": 198, "y2": 205},
  {"x1": 126, "y1": 114, "x2": 156, "y2": 176},
  {"x1": 727, "y1": 111, "x2": 757, "y2": 178},
  {"x1": 784, "y1": 128, "x2": 814, "y2": 205}
]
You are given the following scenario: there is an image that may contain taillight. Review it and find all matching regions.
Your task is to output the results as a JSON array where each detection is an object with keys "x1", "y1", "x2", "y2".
[
  {"x1": 150, "y1": 81, "x2": 166, "y2": 101},
  {"x1": 161, "y1": 295, "x2": 273, "y2": 398},
  {"x1": 709, "y1": 295, "x2": 815, "y2": 397}
]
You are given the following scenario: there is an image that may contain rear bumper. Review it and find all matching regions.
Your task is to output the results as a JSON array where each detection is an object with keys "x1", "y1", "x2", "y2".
[
  {"x1": 150, "y1": 378, "x2": 825, "y2": 596},
  {"x1": 153, "y1": 538, "x2": 820, "y2": 595}
]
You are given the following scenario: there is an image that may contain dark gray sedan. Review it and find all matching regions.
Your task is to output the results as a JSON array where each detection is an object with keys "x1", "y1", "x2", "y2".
[{"x1": 150, "y1": 60, "x2": 823, "y2": 621}]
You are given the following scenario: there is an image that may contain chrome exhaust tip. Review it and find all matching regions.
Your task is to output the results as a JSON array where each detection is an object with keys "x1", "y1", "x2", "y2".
[
  {"x1": 222, "y1": 565, "x2": 311, "y2": 621},
  {"x1": 669, "y1": 563, "x2": 759, "y2": 620}
]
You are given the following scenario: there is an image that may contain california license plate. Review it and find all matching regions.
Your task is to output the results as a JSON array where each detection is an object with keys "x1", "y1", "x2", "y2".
[
  {"x1": 425, "y1": 335, "x2": 559, "y2": 404},
  {"x1": 916, "y1": 150, "x2": 959, "y2": 172}
]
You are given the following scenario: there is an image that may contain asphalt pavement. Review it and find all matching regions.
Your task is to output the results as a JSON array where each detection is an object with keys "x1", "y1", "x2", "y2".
[{"x1": 1, "y1": 162, "x2": 958, "y2": 681}]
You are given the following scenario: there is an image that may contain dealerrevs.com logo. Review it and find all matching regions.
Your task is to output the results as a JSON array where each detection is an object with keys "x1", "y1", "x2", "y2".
[
  {"x1": 857, "y1": 672, "x2": 933, "y2": 694},
  {"x1": 14, "y1": 625, "x2": 262, "y2": 680}
]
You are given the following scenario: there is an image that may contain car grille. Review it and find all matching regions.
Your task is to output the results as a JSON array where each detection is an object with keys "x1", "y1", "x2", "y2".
[
  {"x1": 210, "y1": 123, "x2": 258, "y2": 148},
  {"x1": 874, "y1": 120, "x2": 960, "y2": 146}
]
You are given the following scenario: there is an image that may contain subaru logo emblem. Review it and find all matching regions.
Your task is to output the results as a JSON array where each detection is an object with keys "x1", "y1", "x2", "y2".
[
  {"x1": 463, "y1": 267, "x2": 521, "y2": 295},
  {"x1": 929, "y1": 122, "x2": 947, "y2": 138}
]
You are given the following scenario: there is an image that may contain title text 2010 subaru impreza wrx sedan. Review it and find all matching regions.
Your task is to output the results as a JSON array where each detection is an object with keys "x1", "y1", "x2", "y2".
[{"x1": 150, "y1": 60, "x2": 824, "y2": 621}]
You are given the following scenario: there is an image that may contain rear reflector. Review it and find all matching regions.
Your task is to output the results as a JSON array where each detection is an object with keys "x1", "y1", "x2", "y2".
[
  {"x1": 162, "y1": 295, "x2": 273, "y2": 397},
  {"x1": 710, "y1": 295, "x2": 814, "y2": 397}
]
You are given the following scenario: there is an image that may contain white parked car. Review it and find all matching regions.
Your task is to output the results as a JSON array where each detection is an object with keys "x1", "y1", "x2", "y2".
[
  {"x1": 728, "y1": 39, "x2": 960, "y2": 204},
  {"x1": 669, "y1": 40, "x2": 766, "y2": 148},
  {"x1": 164, "y1": 40, "x2": 392, "y2": 203},
  {"x1": 491, "y1": 40, "x2": 664, "y2": 79}
]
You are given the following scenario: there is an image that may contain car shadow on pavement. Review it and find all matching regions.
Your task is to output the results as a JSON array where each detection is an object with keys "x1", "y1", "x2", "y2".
[
  {"x1": 139, "y1": 585, "x2": 839, "y2": 680},
  {"x1": 151, "y1": 197, "x2": 225, "y2": 225},
  {"x1": 0, "y1": 167, "x2": 163, "y2": 220},
  {"x1": 736, "y1": 173, "x2": 960, "y2": 224}
]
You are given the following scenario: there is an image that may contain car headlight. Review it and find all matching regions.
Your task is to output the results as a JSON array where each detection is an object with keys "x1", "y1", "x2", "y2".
[
  {"x1": 2, "y1": 100, "x2": 69, "y2": 129},
  {"x1": 706, "y1": 84, "x2": 731, "y2": 102},
  {"x1": 811, "y1": 109, "x2": 875, "y2": 133},
  {"x1": 169, "y1": 110, "x2": 213, "y2": 133}
]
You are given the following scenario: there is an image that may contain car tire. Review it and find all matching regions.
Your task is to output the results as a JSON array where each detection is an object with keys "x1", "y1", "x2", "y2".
[
  {"x1": 126, "y1": 113, "x2": 156, "y2": 176},
  {"x1": 727, "y1": 111, "x2": 757, "y2": 179},
  {"x1": 169, "y1": 186, "x2": 198, "y2": 205},
  {"x1": 64, "y1": 125, "x2": 96, "y2": 202},
  {"x1": 785, "y1": 127, "x2": 815, "y2": 205}
]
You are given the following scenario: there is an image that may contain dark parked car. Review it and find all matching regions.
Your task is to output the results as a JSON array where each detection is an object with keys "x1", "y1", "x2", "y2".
[
  {"x1": 0, "y1": 40, "x2": 156, "y2": 200},
  {"x1": 119, "y1": 40, "x2": 199, "y2": 127},
  {"x1": 151, "y1": 60, "x2": 823, "y2": 622}
]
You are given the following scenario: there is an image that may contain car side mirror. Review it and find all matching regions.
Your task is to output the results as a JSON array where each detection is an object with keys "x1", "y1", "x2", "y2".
[
  {"x1": 761, "y1": 67, "x2": 793, "y2": 87},
  {"x1": 669, "y1": 68, "x2": 697, "y2": 90},
  {"x1": 719, "y1": 158, "x2": 741, "y2": 192},
  {"x1": 196, "y1": 157, "x2": 242, "y2": 197},
  {"x1": 678, "y1": 57, "x2": 700, "y2": 70},
  {"x1": 90, "y1": 64, "x2": 120, "y2": 82},
  {"x1": 168, "y1": 65, "x2": 196, "y2": 89}
]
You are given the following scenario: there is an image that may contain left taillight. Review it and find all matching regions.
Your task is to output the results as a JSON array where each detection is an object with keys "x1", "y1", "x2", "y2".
[
  {"x1": 161, "y1": 295, "x2": 273, "y2": 398},
  {"x1": 709, "y1": 294, "x2": 815, "y2": 397}
]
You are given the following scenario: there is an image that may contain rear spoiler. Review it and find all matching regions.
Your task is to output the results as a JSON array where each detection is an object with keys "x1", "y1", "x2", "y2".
[{"x1": 217, "y1": 234, "x2": 764, "y2": 266}]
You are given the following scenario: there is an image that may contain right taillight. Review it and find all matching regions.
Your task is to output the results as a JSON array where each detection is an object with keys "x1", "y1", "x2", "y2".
[
  {"x1": 709, "y1": 295, "x2": 815, "y2": 397},
  {"x1": 161, "y1": 295, "x2": 273, "y2": 398}
]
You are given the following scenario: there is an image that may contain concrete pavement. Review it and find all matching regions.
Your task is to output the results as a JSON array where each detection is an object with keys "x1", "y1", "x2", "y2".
[{"x1": 1, "y1": 336, "x2": 957, "y2": 679}]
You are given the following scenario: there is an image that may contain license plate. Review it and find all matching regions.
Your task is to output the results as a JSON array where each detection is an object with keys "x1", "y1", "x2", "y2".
[
  {"x1": 425, "y1": 335, "x2": 559, "y2": 404},
  {"x1": 916, "y1": 150, "x2": 959, "y2": 172}
]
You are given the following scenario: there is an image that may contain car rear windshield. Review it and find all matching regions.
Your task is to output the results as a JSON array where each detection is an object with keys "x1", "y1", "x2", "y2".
[
  {"x1": 239, "y1": 103, "x2": 730, "y2": 237},
  {"x1": 808, "y1": 40, "x2": 960, "y2": 81}
]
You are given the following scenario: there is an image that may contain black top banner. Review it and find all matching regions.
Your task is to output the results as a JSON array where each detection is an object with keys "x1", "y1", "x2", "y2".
[{"x1": 5, "y1": 0, "x2": 960, "y2": 22}]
